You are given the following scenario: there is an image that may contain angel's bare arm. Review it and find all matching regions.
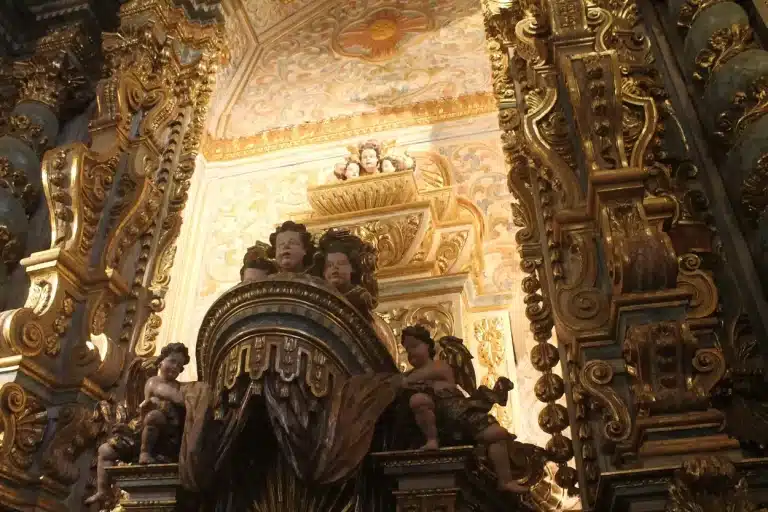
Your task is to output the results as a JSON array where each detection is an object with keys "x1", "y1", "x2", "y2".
[
  {"x1": 405, "y1": 360, "x2": 454, "y2": 384},
  {"x1": 141, "y1": 376, "x2": 156, "y2": 406}
]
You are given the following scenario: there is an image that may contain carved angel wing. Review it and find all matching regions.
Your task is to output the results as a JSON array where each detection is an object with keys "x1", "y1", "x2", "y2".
[
  {"x1": 346, "y1": 144, "x2": 361, "y2": 161},
  {"x1": 435, "y1": 336, "x2": 477, "y2": 393},
  {"x1": 124, "y1": 356, "x2": 158, "y2": 418},
  {"x1": 378, "y1": 139, "x2": 396, "y2": 156}
]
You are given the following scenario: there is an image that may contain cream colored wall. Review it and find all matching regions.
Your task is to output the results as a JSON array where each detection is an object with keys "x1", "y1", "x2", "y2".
[{"x1": 160, "y1": 113, "x2": 551, "y2": 446}]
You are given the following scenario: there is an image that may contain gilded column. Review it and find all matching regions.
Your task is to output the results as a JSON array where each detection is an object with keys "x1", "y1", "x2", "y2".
[
  {"x1": 482, "y1": 0, "x2": 764, "y2": 508},
  {"x1": 0, "y1": 26, "x2": 92, "y2": 308},
  {"x1": 0, "y1": 0, "x2": 224, "y2": 509}
]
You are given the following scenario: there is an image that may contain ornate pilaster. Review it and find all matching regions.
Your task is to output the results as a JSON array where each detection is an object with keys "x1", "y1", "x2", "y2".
[
  {"x1": 482, "y1": 0, "x2": 761, "y2": 508},
  {"x1": 0, "y1": 0, "x2": 224, "y2": 509}
]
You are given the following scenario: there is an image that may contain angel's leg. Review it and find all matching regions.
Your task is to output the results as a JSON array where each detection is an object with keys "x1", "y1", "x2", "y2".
[
  {"x1": 476, "y1": 424, "x2": 528, "y2": 493},
  {"x1": 84, "y1": 443, "x2": 118, "y2": 505},
  {"x1": 139, "y1": 410, "x2": 166, "y2": 464},
  {"x1": 409, "y1": 393, "x2": 439, "y2": 450}
]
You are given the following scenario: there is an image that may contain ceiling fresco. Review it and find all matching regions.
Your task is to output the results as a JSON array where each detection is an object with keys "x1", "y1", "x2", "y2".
[{"x1": 207, "y1": 0, "x2": 493, "y2": 157}]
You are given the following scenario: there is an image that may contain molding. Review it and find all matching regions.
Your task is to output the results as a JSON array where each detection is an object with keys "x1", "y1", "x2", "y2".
[{"x1": 202, "y1": 92, "x2": 497, "y2": 161}]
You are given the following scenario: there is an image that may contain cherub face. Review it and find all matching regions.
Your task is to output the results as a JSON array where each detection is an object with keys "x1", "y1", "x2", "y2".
[
  {"x1": 159, "y1": 351, "x2": 186, "y2": 381},
  {"x1": 324, "y1": 252, "x2": 353, "y2": 290},
  {"x1": 360, "y1": 148, "x2": 378, "y2": 173},
  {"x1": 275, "y1": 230, "x2": 306, "y2": 272},
  {"x1": 346, "y1": 162, "x2": 360, "y2": 178},
  {"x1": 402, "y1": 334, "x2": 431, "y2": 368},
  {"x1": 381, "y1": 159, "x2": 396, "y2": 173},
  {"x1": 242, "y1": 267, "x2": 269, "y2": 282}
]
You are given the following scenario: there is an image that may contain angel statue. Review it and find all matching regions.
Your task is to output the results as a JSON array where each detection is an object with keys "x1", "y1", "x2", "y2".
[
  {"x1": 399, "y1": 325, "x2": 535, "y2": 494},
  {"x1": 240, "y1": 240, "x2": 277, "y2": 282},
  {"x1": 267, "y1": 221, "x2": 316, "y2": 273},
  {"x1": 313, "y1": 228, "x2": 378, "y2": 320},
  {"x1": 85, "y1": 343, "x2": 215, "y2": 506}
]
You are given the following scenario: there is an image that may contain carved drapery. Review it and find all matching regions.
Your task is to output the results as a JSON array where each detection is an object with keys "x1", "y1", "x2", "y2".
[{"x1": 0, "y1": 0, "x2": 224, "y2": 508}]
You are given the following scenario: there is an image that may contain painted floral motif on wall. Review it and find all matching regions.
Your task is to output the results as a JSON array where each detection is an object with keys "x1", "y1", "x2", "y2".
[
  {"x1": 214, "y1": 0, "x2": 490, "y2": 139},
  {"x1": 196, "y1": 116, "x2": 519, "y2": 301},
  {"x1": 209, "y1": 3, "x2": 253, "y2": 124},
  {"x1": 242, "y1": 0, "x2": 319, "y2": 36}
]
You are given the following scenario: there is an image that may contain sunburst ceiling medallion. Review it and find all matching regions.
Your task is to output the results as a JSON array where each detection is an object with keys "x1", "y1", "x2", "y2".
[{"x1": 334, "y1": 8, "x2": 433, "y2": 62}]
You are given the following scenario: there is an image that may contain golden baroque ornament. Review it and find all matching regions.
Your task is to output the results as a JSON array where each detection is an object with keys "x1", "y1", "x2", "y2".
[
  {"x1": 353, "y1": 214, "x2": 422, "y2": 268},
  {"x1": 666, "y1": 456, "x2": 764, "y2": 512},
  {"x1": 693, "y1": 24, "x2": 757, "y2": 88},
  {"x1": 0, "y1": 156, "x2": 40, "y2": 216},
  {"x1": 0, "y1": 383, "x2": 48, "y2": 477},
  {"x1": 715, "y1": 76, "x2": 768, "y2": 147},
  {"x1": 741, "y1": 152, "x2": 768, "y2": 221}
]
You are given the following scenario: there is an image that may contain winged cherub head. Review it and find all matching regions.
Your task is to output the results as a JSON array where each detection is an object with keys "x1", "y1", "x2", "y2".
[
  {"x1": 359, "y1": 140, "x2": 381, "y2": 175},
  {"x1": 240, "y1": 241, "x2": 277, "y2": 282},
  {"x1": 268, "y1": 221, "x2": 316, "y2": 273}
]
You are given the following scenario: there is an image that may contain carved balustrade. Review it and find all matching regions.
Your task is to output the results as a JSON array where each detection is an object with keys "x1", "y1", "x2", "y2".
[
  {"x1": 0, "y1": 0, "x2": 225, "y2": 509},
  {"x1": 482, "y1": 0, "x2": 768, "y2": 508}
]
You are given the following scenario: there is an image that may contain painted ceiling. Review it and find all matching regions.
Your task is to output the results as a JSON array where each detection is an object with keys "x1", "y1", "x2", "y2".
[{"x1": 208, "y1": 0, "x2": 493, "y2": 157}]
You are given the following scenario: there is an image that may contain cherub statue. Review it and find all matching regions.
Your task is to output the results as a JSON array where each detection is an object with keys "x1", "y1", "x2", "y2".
[
  {"x1": 345, "y1": 161, "x2": 361, "y2": 178},
  {"x1": 267, "y1": 221, "x2": 316, "y2": 273},
  {"x1": 332, "y1": 139, "x2": 418, "y2": 181},
  {"x1": 85, "y1": 343, "x2": 191, "y2": 506},
  {"x1": 399, "y1": 325, "x2": 530, "y2": 493},
  {"x1": 358, "y1": 140, "x2": 381, "y2": 175},
  {"x1": 312, "y1": 228, "x2": 378, "y2": 320},
  {"x1": 240, "y1": 241, "x2": 277, "y2": 282},
  {"x1": 380, "y1": 156, "x2": 402, "y2": 173}
]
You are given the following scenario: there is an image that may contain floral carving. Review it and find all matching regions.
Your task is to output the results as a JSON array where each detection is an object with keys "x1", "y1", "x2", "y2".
[{"x1": 693, "y1": 24, "x2": 756, "y2": 88}]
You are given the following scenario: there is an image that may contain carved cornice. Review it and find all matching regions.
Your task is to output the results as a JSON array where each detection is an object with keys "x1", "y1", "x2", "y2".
[
  {"x1": 308, "y1": 171, "x2": 420, "y2": 217},
  {"x1": 201, "y1": 92, "x2": 497, "y2": 162}
]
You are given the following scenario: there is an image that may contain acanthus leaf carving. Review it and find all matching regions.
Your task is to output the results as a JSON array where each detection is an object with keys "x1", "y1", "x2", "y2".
[{"x1": 0, "y1": 384, "x2": 48, "y2": 479}]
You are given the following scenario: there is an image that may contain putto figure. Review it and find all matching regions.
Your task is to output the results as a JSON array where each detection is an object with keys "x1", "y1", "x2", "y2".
[
  {"x1": 268, "y1": 221, "x2": 316, "y2": 273},
  {"x1": 85, "y1": 343, "x2": 192, "y2": 506},
  {"x1": 240, "y1": 241, "x2": 277, "y2": 282},
  {"x1": 332, "y1": 139, "x2": 415, "y2": 181},
  {"x1": 313, "y1": 228, "x2": 378, "y2": 320},
  {"x1": 399, "y1": 325, "x2": 530, "y2": 494}
]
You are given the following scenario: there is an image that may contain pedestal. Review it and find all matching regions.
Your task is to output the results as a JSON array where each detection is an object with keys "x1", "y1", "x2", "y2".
[
  {"x1": 106, "y1": 463, "x2": 180, "y2": 512},
  {"x1": 372, "y1": 446, "x2": 473, "y2": 512}
]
